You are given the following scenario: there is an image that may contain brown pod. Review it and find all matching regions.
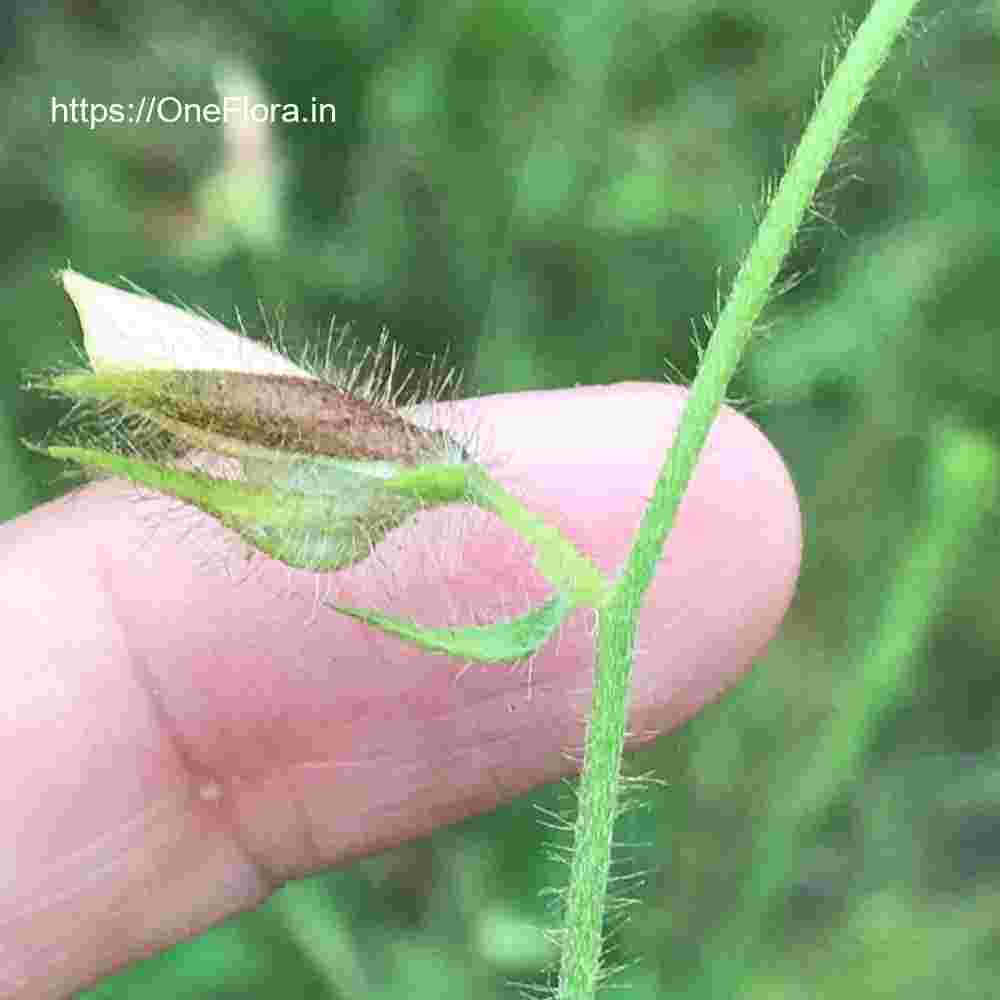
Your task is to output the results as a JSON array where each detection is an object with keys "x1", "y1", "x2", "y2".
[{"x1": 164, "y1": 371, "x2": 447, "y2": 465}]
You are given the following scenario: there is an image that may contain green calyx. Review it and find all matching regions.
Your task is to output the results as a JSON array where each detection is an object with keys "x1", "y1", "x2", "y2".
[{"x1": 44, "y1": 444, "x2": 470, "y2": 572}]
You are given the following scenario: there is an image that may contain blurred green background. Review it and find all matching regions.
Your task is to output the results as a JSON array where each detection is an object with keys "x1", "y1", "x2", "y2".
[{"x1": 4, "y1": 0, "x2": 1000, "y2": 996}]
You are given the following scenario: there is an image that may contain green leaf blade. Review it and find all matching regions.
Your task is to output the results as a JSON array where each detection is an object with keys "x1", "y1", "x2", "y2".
[{"x1": 330, "y1": 593, "x2": 576, "y2": 663}]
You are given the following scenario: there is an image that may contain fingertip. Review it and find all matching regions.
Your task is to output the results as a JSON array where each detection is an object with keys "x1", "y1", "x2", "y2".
[{"x1": 455, "y1": 381, "x2": 802, "y2": 729}]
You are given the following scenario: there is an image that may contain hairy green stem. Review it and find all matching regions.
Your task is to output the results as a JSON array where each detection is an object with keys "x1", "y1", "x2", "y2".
[
  {"x1": 468, "y1": 465, "x2": 610, "y2": 608},
  {"x1": 556, "y1": 2, "x2": 922, "y2": 996}
]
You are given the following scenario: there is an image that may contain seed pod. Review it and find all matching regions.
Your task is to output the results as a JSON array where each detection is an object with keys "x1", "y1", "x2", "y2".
[
  {"x1": 185, "y1": 371, "x2": 443, "y2": 462},
  {"x1": 47, "y1": 369, "x2": 456, "y2": 466}
]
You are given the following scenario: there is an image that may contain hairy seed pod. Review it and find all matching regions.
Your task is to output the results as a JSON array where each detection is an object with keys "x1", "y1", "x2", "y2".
[
  {"x1": 48, "y1": 369, "x2": 457, "y2": 465},
  {"x1": 168, "y1": 371, "x2": 449, "y2": 464}
]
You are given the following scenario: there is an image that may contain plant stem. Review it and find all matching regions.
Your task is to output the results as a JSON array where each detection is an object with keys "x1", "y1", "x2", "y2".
[
  {"x1": 555, "y1": 598, "x2": 635, "y2": 998},
  {"x1": 468, "y1": 466, "x2": 611, "y2": 608},
  {"x1": 556, "y1": 1, "x2": 922, "y2": 996}
]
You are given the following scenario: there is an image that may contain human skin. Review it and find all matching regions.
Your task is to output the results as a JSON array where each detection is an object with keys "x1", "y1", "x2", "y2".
[{"x1": 0, "y1": 383, "x2": 800, "y2": 999}]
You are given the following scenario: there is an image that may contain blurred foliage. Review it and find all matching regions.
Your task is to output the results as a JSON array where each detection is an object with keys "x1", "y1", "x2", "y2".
[{"x1": 4, "y1": 0, "x2": 1000, "y2": 996}]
